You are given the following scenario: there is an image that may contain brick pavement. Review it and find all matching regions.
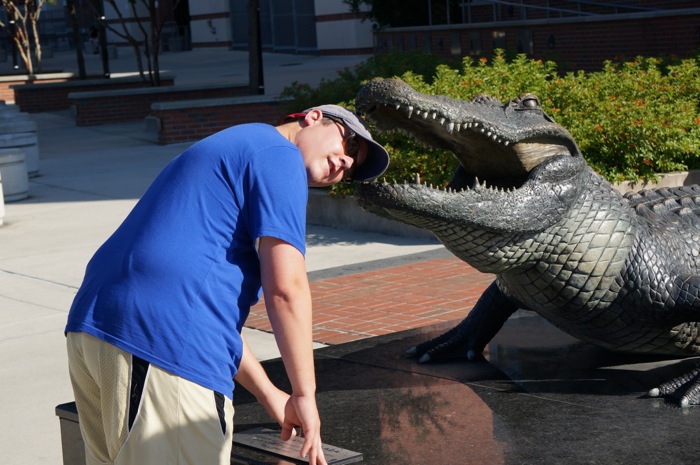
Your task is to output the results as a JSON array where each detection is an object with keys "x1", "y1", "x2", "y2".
[{"x1": 246, "y1": 256, "x2": 494, "y2": 345}]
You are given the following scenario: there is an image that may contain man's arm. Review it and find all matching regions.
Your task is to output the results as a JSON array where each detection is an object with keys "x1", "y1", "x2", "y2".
[
  {"x1": 234, "y1": 334, "x2": 292, "y2": 428},
  {"x1": 258, "y1": 236, "x2": 326, "y2": 465}
]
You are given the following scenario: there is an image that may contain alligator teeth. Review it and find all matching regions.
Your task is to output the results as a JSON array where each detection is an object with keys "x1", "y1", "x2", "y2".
[
  {"x1": 407, "y1": 106, "x2": 414, "y2": 118},
  {"x1": 395, "y1": 104, "x2": 401, "y2": 110},
  {"x1": 431, "y1": 112, "x2": 437, "y2": 119},
  {"x1": 447, "y1": 122, "x2": 454, "y2": 133},
  {"x1": 454, "y1": 123, "x2": 461, "y2": 132},
  {"x1": 439, "y1": 117, "x2": 446, "y2": 125}
]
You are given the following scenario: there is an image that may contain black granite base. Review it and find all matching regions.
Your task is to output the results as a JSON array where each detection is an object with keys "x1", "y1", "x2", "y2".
[{"x1": 233, "y1": 311, "x2": 700, "y2": 465}]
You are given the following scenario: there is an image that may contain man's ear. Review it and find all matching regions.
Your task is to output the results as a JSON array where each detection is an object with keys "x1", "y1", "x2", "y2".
[{"x1": 303, "y1": 109, "x2": 323, "y2": 126}]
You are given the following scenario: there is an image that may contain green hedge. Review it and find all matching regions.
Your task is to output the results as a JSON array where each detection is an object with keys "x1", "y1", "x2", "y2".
[{"x1": 281, "y1": 51, "x2": 700, "y2": 193}]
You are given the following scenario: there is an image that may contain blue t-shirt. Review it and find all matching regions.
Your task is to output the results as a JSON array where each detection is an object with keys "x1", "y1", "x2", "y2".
[{"x1": 65, "y1": 123, "x2": 308, "y2": 395}]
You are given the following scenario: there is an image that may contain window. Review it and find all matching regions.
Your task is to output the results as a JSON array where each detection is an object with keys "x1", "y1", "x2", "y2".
[{"x1": 492, "y1": 30, "x2": 506, "y2": 49}]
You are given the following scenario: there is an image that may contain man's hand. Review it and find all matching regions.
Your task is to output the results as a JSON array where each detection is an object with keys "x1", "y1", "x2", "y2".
[
  {"x1": 234, "y1": 336, "x2": 295, "y2": 435},
  {"x1": 262, "y1": 387, "x2": 296, "y2": 435},
  {"x1": 281, "y1": 394, "x2": 326, "y2": 465}
]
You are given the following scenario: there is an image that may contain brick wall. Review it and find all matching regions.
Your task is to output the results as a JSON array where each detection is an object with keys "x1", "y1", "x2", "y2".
[
  {"x1": 11, "y1": 75, "x2": 175, "y2": 113},
  {"x1": 0, "y1": 74, "x2": 75, "y2": 103},
  {"x1": 151, "y1": 96, "x2": 288, "y2": 145},
  {"x1": 72, "y1": 84, "x2": 252, "y2": 126},
  {"x1": 375, "y1": 9, "x2": 700, "y2": 72}
]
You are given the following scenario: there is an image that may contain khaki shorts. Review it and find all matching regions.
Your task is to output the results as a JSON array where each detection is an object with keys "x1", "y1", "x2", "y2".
[{"x1": 66, "y1": 332, "x2": 234, "y2": 465}]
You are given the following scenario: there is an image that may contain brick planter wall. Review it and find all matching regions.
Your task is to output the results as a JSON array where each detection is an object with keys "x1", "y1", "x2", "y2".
[
  {"x1": 71, "y1": 83, "x2": 252, "y2": 126},
  {"x1": 11, "y1": 74, "x2": 175, "y2": 113},
  {"x1": 150, "y1": 95, "x2": 289, "y2": 145},
  {"x1": 0, "y1": 72, "x2": 78, "y2": 103}
]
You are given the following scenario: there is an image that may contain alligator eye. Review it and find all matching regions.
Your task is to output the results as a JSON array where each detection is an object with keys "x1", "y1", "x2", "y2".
[{"x1": 521, "y1": 97, "x2": 540, "y2": 109}]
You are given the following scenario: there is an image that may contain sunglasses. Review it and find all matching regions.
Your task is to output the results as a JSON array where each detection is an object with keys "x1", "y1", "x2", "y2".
[{"x1": 325, "y1": 116, "x2": 361, "y2": 181}]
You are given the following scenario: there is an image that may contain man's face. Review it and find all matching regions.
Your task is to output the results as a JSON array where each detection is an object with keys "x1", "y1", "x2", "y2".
[{"x1": 296, "y1": 112, "x2": 368, "y2": 187}]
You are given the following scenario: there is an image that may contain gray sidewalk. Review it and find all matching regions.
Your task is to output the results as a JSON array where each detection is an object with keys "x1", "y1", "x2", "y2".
[{"x1": 0, "y1": 49, "x2": 442, "y2": 464}]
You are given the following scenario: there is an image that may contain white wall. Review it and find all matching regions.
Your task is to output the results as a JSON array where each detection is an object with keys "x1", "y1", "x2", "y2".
[
  {"x1": 188, "y1": 0, "x2": 231, "y2": 47},
  {"x1": 314, "y1": 0, "x2": 352, "y2": 16},
  {"x1": 316, "y1": 19, "x2": 374, "y2": 50},
  {"x1": 187, "y1": 0, "x2": 228, "y2": 15},
  {"x1": 314, "y1": 0, "x2": 375, "y2": 52},
  {"x1": 189, "y1": 17, "x2": 231, "y2": 46}
]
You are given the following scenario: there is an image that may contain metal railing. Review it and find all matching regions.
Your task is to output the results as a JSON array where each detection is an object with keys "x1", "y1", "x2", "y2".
[{"x1": 436, "y1": 0, "x2": 667, "y2": 24}]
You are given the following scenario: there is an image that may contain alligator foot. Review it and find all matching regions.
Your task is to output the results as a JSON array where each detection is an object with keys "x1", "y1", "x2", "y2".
[
  {"x1": 406, "y1": 281, "x2": 520, "y2": 364},
  {"x1": 647, "y1": 365, "x2": 700, "y2": 407},
  {"x1": 406, "y1": 320, "x2": 479, "y2": 364}
]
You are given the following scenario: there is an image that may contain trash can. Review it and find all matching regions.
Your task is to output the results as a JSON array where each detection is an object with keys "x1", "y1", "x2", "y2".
[
  {"x1": 0, "y1": 147, "x2": 28, "y2": 202},
  {"x1": 0, "y1": 103, "x2": 25, "y2": 119},
  {"x1": 55, "y1": 402, "x2": 86, "y2": 465},
  {"x1": 0, "y1": 170, "x2": 6, "y2": 225},
  {"x1": 0, "y1": 119, "x2": 39, "y2": 178}
]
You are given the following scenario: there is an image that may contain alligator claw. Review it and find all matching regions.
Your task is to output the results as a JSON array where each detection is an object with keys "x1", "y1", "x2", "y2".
[
  {"x1": 647, "y1": 365, "x2": 700, "y2": 407},
  {"x1": 406, "y1": 283, "x2": 519, "y2": 365},
  {"x1": 410, "y1": 324, "x2": 471, "y2": 362},
  {"x1": 406, "y1": 346, "x2": 434, "y2": 363}
]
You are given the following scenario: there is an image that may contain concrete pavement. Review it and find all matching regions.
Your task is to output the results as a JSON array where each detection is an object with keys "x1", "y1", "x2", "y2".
[{"x1": 0, "y1": 48, "x2": 443, "y2": 464}]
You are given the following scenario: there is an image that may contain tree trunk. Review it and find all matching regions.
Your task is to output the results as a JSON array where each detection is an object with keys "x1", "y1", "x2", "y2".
[{"x1": 66, "y1": 0, "x2": 86, "y2": 79}]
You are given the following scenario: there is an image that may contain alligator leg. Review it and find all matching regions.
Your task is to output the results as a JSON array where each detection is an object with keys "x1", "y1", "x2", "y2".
[
  {"x1": 648, "y1": 365, "x2": 700, "y2": 407},
  {"x1": 406, "y1": 281, "x2": 520, "y2": 363}
]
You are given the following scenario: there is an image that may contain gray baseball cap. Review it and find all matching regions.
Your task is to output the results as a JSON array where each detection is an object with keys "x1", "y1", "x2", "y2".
[{"x1": 304, "y1": 104, "x2": 390, "y2": 182}]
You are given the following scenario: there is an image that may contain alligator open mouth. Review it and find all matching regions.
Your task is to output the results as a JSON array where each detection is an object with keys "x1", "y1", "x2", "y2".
[
  {"x1": 355, "y1": 78, "x2": 581, "y2": 190},
  {"x1": 353, "y1": 78, "x2": 587, "y2": 234}
]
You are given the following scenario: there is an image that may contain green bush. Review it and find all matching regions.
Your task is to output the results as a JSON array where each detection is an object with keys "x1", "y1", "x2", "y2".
[
  {"x1": 550, "y1": 57, "x2": 700, "y2": 183},
  {"x1": 281, "y1": 50, "x2": 700, "y2": 194}
]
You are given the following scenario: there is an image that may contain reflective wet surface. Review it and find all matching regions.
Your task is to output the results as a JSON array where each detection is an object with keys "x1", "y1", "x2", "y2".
[{"x1": 233, "y1": 311, "x2": 700, "y2": 464}]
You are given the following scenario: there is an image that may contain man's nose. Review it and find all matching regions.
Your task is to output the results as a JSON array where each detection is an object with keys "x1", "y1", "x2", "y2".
[{"x1": 341, "y1": 154, "x2": 354, "y2": 168}]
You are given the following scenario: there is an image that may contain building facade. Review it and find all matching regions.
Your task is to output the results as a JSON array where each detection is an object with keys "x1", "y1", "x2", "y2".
[
  {"x1": 190, "y1": 0, "x2": 375, "y2": 54},
  {"x1": 374, "y1": 1, "x2": 700, "y2": 71},
  {"x1": 86, "y1": 0, "x2": 374, "y2": 55},
  {"x1": 37, "y1": 1, "x2": 700, "y2": 72}
]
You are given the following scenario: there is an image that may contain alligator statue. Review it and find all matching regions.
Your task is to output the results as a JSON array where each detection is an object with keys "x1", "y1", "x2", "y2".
[{"x1": 353, "y1": 77, "x2": 700, "y2": 407}]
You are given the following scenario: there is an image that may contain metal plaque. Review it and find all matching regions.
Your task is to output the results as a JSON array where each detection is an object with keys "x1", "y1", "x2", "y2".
[{"x1": 233, "y1": 427, "x2": 363, "y2": 464}]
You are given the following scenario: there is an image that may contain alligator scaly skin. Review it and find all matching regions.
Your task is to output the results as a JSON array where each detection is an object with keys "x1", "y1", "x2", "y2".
[{"x1": 354, "y1": 78, "x2": 700, "y2": 406}]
